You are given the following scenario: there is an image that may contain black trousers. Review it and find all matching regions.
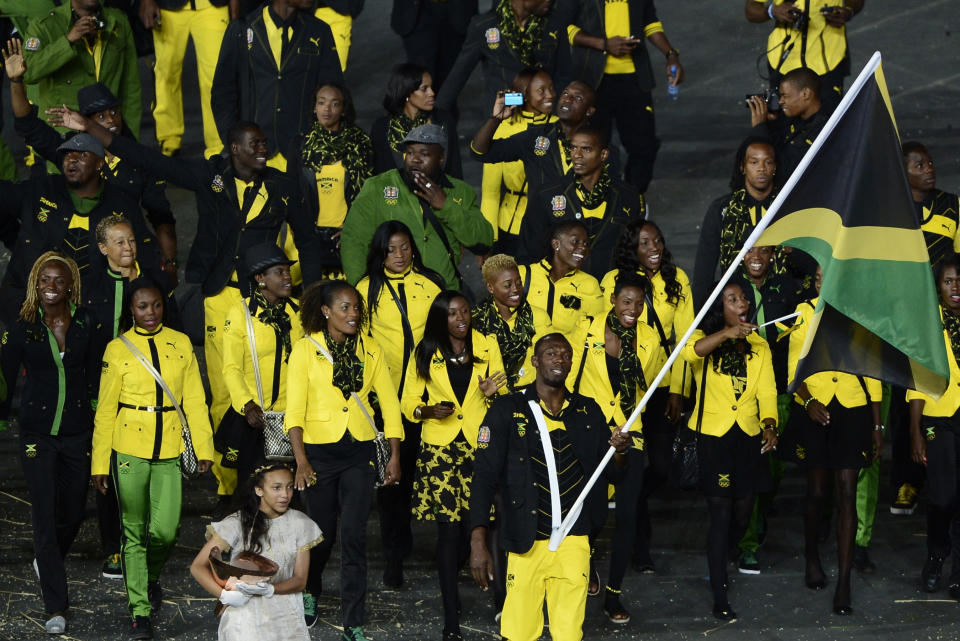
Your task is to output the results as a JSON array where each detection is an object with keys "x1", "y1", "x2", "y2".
[
  {"x1": 888, "y1": 387, "x2": 926, "y2": 490},
  {"x1": 95, "y1": 482, "x2": 122, "y2": 556},
  {"x1": 19, "y1": 431, "x2": 90, "y2": 614},
  {"x1": 400, "y1": 3, "x2": 467, "y2": 91},
  {"x1": 376, "y1": 420, "x2": 420, "y2": 565},
  {"x1": 593, "y1": 74, "x2": 659, "y2": 193},
  {"x1": 303, "y1": 439, "x2": 374, "y2": 628}
]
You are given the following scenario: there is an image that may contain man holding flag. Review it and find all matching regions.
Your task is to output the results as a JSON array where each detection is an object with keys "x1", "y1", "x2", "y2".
[
  {"x1": 540, "y1": 51, "x2": 950, "y2": 620},
  {"x1": 469, "y1": 333, "x2": 629, "y2": 641}
]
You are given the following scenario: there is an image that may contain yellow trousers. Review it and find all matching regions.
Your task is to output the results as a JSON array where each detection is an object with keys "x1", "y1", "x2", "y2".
[
  {"x1": 152, "y1": 5, "x2": 228, "y2": 157},
  {"x1": 501, "y1": 535, "x2": 589, "y2": 641},
  {"x1": 314, "y1": 7, "x2": 352, "y2": 71},
  {"x1": 204, "y1": 286, "x2": 242, "y2": 495}
]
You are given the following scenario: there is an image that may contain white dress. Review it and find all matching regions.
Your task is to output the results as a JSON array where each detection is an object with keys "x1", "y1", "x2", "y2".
[{"x1": 208, "y1": 509, "x2": 323, "y2": 641}]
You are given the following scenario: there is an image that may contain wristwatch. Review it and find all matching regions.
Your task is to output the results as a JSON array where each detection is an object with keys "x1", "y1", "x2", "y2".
[
  {"x1": 413, "y1": 406, "x2": 423, "y2": 420},
  {"x1": 665, "y1": 47, "x2": 680, "y2": 59},
  {"x1": 874, "y1": 424, "x2": 885, "y2": 432}
]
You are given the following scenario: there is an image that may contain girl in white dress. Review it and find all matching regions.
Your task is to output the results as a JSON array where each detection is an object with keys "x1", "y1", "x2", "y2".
[{"x1": 190, "y1": 464, "x2": 323, "y2": 641}]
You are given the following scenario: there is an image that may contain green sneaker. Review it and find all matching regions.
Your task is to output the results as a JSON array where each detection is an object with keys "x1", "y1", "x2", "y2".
[
  {"x1": 101, "y1": 553, "x2": 122, "y2": 579},
  {"x1": 738, "y1": 550, "x2": 760, "y2": 575},
  {"x1": 342, "y1": 626, "x2": 369, "y2": 641},
  {"x1": 303, "y1": 592, "x2": 318, "y2": 628}
]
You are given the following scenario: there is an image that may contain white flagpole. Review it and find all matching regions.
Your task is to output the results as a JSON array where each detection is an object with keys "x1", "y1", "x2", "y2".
[
  {"x1": 757, "y1": 311, "x2": 800, "y2": 329},
  {"x1": 548, "y1": 52, "x2": 885, "y2": 551}
]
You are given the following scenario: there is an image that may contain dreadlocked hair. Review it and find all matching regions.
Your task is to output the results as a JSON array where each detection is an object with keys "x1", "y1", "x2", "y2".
[
  {"x1": 235, "y1": 463, "x2": 295, "y2": 554},
  {"x1": 613, "y1": 219, "x2": 683, "y2": 306},
  {"x1": 20, "y1": 251, "x2": 82, "y2": 323}
]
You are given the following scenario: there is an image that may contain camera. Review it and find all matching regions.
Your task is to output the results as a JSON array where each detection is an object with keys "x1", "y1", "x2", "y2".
[
  {"x1": 504, "y1": 92, "x2": 524, "y2": 107},
  {"x1": 744, "y1": 88, "x2": 781, "y2": 112},
  {"x1": 789, "y1": 8, "x2": 808, "y2": 31}
]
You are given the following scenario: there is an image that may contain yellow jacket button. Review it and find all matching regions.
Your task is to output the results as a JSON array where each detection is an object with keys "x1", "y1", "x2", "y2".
[
  {"x1": 731, "y1": 405, "x2": 737, "y2": 410},
  {"x1": 342, "y1": 407, "x2": 349, "y2": 412},
  {"x1": 832, "y1": 376, "x2": 838, "y2": 382},
  {"x1": 457, "y1": 414, "x2": 463, "y2": 420}
]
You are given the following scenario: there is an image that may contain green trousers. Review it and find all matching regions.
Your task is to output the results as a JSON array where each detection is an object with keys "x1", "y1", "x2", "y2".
[
  {"x1": 855, "y1": 384, "x2": 891, "y2": 548},
  {"x1": 112, "y1": 453, "x2": 182, "y2": 618}
]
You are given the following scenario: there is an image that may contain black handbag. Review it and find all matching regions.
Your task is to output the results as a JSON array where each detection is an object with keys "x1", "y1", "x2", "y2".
[
  {"x1": 668, "y1": 356, "x2": 708, "y2": 490},
  {"x1": 214, "y1": 408, "x2": 247, "y2": 469}
]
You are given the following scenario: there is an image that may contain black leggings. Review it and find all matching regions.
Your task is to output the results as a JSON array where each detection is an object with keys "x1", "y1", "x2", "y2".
[
  {"x1": 436, "y1": 521, "x2": 470, "y2": 633},
  {"x1": 634, "y1": 388, "x2": 676, "y2": 560},
  {"x1": 805, "y1": 467, "x2": 858, "y2": 604},
  {"x1": 705, "y1": 494, "x2": 754, "y2": 604},
  {"x1": 608, "y1": 448, "x2": 645, "y2": 592}
]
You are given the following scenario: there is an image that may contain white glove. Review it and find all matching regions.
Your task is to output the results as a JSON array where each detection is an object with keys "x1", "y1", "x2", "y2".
[
  {"x1": 235, "y1": 581, "x2": 275, "y2": 598},
  {"x1": 219, "y1": 588, "x2": 251, "y2": 607}
]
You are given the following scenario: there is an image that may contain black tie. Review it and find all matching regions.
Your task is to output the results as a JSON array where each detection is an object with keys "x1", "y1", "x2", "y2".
[{"x1": 281, "y1": 25, "x2": 290, "y2": 62}]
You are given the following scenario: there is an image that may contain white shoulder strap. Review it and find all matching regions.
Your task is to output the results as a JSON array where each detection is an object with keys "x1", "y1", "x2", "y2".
[
  {"x1": 241, "y1": 302, "x2": 265, "y2": 408},
  {"x1": 119, "y1": 335, "x2": 188, "y2": 430}
]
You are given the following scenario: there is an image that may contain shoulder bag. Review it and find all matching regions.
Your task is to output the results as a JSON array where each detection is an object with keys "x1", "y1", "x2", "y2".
[
  {"x1": 668, "y1": 353, "x2": 708, "y2": 490},
  {"x1": 242, "y1": 304, "x2": 294, "y2": 462}
]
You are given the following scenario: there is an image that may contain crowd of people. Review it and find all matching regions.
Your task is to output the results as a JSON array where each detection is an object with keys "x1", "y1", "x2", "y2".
[{"x1": 0, "y1": 1, "x2": 956, "y2": 641}]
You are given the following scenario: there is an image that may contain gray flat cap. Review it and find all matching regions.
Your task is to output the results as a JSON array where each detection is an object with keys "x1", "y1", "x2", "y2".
[
  {"x1": 402, "y1": 123, "x2": 447, "y2": 153},
  {"x1": 57, "y1": 133, "x2": 105, "y2": 158}
]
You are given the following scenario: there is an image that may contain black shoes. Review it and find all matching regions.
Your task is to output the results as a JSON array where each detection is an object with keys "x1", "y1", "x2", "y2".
[
  {"x1": 130, "y1": 616, "x2": 152, "y2": 640},
  {"x1": 853, "y1": 545, "x2": 876, "y2": 574},
  {"x1": 833, "y1": 581, "x2": 852, "y2": 616},
  {"x1": 949, "y1": 583, "x2": 960, "y2": 601},
  {"x1": 147, "y1": 582, "x2": 162, "y2": 615},
  {"x1": 383, "y1": 557, "x2": 403, "y2": 588},
  {"x1": 921, "y1": 555, "x2": 944, "y2": 592},
  {"x1": 712, "y1": 602, "x2": 737, "y2": 621},
  {"x1": 602, "y1": 590, "x2": 631, "y2": 624},
  {"x1": 805, "y1": 567, "x2": 827, "y2": 590}
]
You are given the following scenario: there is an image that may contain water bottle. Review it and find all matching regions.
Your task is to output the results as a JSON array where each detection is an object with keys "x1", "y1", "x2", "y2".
[{"x1": 667, "y1": 65, "x2": 679, "y2": 101}]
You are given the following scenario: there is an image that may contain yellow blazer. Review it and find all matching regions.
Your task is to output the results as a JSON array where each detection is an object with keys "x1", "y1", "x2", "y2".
[
  {"x1": 569, "y1": 314, "x2": 662, "y2": 430},
  {"x1": 92, "y1": 326, "x2": 214, "y2": 475},
  {"x1": 284, "y1": 331, "x2": 403, "y2": 444},
  {"x1": 520, "y1": 260, "x2": 604, "y2": 336},
  {"x1": 222, "y1": 297, "x2": 304, "y2": 414},
  {"x1": 600, "y1": 266, "x2": 695, "y2": 395},
  {"x1": 683, "y1": 330, "x2": 778, "y2": 437},
  {"x1": 400, "y1": 331, "x2": 506, "y2": 447},
  {"x1": 358, "y1": 268, "x2": 440, "y2": 393},
  {"x1": 906, "y1": 324, "x2": 960, "y2": 417},
  {"x1": 788, "y1": 298, "x2": 881, "y2": 407},
  {"x1": 476, "y1": 302, "x2": 552, "y2": 389}
]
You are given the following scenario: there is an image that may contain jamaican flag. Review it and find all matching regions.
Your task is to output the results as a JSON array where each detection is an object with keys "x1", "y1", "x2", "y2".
[{"x1": 758, "y1": 55, "x2": 949, "y2": 397}]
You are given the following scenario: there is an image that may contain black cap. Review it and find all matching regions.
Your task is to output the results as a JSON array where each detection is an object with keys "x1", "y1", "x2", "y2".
[
  {"x1": 244, "y1": 242, "x2": 295, "y2": 278},
  {"x1": 78, "y1": 83, "x2": 121, "y2": 117},
  {"x1": 57, "y1": 133, "x2": 105, "y2": 158},
  {"x1": 402, "y1": 123, "x2": 447, "y2": 153}
]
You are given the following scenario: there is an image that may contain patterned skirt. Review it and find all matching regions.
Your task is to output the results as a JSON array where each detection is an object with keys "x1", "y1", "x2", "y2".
[{"x1": 412, "y1": 433, "x2": 475, "y2": 523}]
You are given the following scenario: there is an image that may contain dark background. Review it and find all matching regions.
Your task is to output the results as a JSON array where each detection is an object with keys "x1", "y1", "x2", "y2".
[{"x1": 0, "y1": 0, "x2": 958, "y2": 639}]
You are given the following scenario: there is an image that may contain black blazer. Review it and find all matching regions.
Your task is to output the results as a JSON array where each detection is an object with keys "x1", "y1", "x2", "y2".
[
  {"x1": 524, "y1": 176, "x2": 644, "y2": 276},
  {"x1": 14, "y1": 109, "x2": 175, "y2": 231},
  {"x1": 107, "y1": 135, "x2": 322, "y2": 297},
  {"x1": 436, "y1": 6, "x2": 574, "y2": 113},
  {"x1": 212, "y1": 7, "x2": 344, "y2": 157},
  {"x1": 369, "y1": 108, "x2": 463, "y2": 179},
  {"x1": 469, "y1": 386, "x2": 625, "y2": 554},
  {"x1": 390, "y1": 0, "x2": 477, "y2": 37},
  {"x1": 0, "y1": 306, "x2": 102, "y2": 437},
  {"x1": 570, "y1": 0, "x2": 658, "y2": 90},
  {"x1": 0, "y1": 177, "x2": 161, "y2": 303}
]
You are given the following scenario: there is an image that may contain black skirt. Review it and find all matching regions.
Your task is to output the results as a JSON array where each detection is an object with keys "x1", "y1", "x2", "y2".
[
  {"x1": 797, "y1": 399, "x2": 873, "y2": 470},
  {"x1": 697, "y1": 425, "x2": 772, "y2": 498}
]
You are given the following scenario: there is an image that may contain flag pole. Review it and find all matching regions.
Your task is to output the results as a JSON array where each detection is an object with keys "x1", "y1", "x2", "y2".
[{"x1": 548, "y1": 52, "x2": 885, "y2": 551}]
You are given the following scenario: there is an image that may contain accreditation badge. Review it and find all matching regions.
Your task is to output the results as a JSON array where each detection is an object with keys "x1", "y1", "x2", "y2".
[
  {"x1": 247, "y1": 28, "x2": 254, "y2": 49},
  {"x1": 211, "y1": 174, "x2": 224, "y2": 193},
  {"x1": 24, "y1": 37, "x2": 40, "y2": 51},
  {"x1": 485, "y1": 28, "x2": 500, "y2": 49}
]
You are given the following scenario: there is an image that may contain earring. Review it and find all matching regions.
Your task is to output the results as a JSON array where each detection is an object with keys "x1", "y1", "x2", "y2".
[
  {"x1": 258, "y1": 282, "x2": 266, "y2": 289},
  {"x1": 325, "y1": 314, "x2": 330, "y2": 319}
]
